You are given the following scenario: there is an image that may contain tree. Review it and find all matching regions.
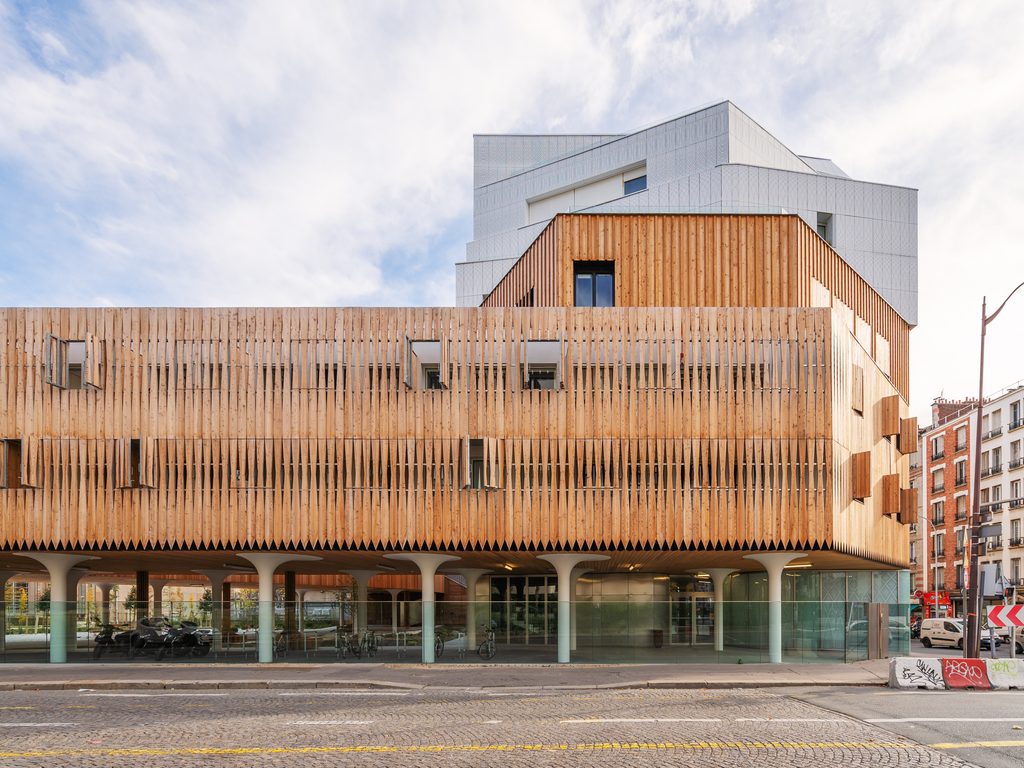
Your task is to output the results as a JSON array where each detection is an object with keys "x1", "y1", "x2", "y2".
[
  {"x1": 36, "y1": 586, "x2": 50, "y2": 612},
  {"x1": 198, "y1": 588, "x2": 213, "y2": 616}
]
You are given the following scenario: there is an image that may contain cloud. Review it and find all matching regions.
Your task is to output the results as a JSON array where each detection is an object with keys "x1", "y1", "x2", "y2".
[{"x1": 0, "y1": 0, "x2": 1022, "y2": 415}]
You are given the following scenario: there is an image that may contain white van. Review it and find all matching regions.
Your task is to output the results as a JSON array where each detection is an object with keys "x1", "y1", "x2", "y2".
[{"x1": 920, "y1": 617, "x2": 999, "y2": 649}]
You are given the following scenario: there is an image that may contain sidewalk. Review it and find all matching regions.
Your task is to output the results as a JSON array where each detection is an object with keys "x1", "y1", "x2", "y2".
[{"x1": 0, "y1": 660, "x2": 890, "y2": 691}]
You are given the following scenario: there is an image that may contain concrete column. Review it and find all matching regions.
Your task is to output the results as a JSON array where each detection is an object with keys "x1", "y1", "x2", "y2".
[
  {"x1": 295, "y1": 588, "x2": 308, "y2": 641},
  {"x1": 237, "y1": 554, "x2": 319, "y2": 663},
  {"x1": 384, "y1": 554, "x2": 458, "y2": 663},
  {"x1": 13, "y1": 554, "x2": 98, "y2": 663},
  {"x1": 194, "y1": 570, "x2": 233, "y2": 652},
  {"x1": 704, "y1": 569, "x2": 737, "y2": 653},
  {"x1": 452, "y1": 569, "x2": 489, "y2": 652},
  {"x1": 346, "y1": 571, "x2": 378, "y2": 635},
  {"x1": 135, "y1": 571, "x2": 150, "y2": 618},
  {"x1": 744, "y1": 553, "x2": 803, "y2": 664},
  {"x1": 222, "y1": 582, "x2": 233, "y2": 642},
  {"x1": 538, "y1": 554, "x2": 610, "y2": 663},
  {"x1": 149, "y1": 579, "x2": 168, "y2": 618},
  {"x1": 0, "y1": 571, "x2": 18, "y2": 657}
]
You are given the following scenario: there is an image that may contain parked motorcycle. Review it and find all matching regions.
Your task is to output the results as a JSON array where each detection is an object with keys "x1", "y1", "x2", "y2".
[
  {"x1": 128, "y1": 617, "x2": 172, "y2": 659},
  {"x1": 92, "y1": 623, "x2": 134, "y2": 658},
  {"x1": 162, "y1": 620, "x2": 212, "y2": 658}
]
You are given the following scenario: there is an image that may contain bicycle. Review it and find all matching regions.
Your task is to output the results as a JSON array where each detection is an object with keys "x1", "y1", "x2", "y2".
[
  {"x1": 358, "y1": 630, "x2": 378, "y2": 658},
  {"x1": 477, "y1": 623, "x2": 496, "y2": 660},
  {"x1": 339, "y1": 632, "x2": 361, "y2": 659},
  {"x1": 434, "y1": 631, "x2": 445, "y2": 658}
]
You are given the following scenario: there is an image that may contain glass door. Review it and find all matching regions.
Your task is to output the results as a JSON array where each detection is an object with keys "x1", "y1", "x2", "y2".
[{"x1": 670, "y1": 595, "x2": 715, "y2": 645}]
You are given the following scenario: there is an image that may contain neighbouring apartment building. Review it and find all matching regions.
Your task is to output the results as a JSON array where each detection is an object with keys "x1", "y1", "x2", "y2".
[
  {"x1": 1, "y1": 104, "x2": 918, "y2": 666},
  {"x1": 916, "y1": 386, "x2": 1024, "y2": 616}
]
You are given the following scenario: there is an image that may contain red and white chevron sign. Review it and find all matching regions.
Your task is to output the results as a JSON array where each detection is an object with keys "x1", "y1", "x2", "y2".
[{"x1": 988, "y1": 605, "x2": 1024, "y2": 627}]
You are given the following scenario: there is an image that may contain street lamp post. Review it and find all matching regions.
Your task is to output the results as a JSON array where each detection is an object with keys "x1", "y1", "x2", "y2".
[{"x1": 966, "y1": 280, "x2": 1024, "y2": 658}]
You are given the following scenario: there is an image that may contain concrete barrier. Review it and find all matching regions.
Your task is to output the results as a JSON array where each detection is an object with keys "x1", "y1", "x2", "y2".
[
  {"x1": 889, "y1": 657, "x2": 945, "y2": 689},
  {"x1": 985, "y1": 658, "x2": 1024, "y2": 690},
  {"x1": 941, "y1": 657, "x2": 991, "y2": 689}
]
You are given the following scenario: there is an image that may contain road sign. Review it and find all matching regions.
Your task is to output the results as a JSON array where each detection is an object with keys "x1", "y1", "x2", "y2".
[{"x1": 987, "y1": 604, "x2": 1024, "y2": 627}]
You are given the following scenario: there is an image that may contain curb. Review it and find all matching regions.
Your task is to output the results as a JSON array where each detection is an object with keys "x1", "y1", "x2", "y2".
[{"x1": 0, "y1": 678, "x2": 886, "y2": 692}]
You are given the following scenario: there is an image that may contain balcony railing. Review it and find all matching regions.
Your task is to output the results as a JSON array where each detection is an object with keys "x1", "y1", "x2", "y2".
[
  {"x1": 1010, "y1": 417, "x2": 1024, "y2": 432},
  {"x1": 954, "y1": 511, "x2": 967, "y2": 521},
  {"x1": 982, "y1": 464, "x2": 1003, "y2": 478},
  {"x1": 932, "y1": 515, "x2": 945, "y2": 526},
  {"x1": 984, "y1": 501, "x2": 1005, "y2": 513},
  {"x1": 955, "y1": 476, "x2": 968, "y2": 487},
  {"x1": 955, "y1": 441, "x2": 968, "y2": 453},
  {"x1": 931, "y1": 449, "x2": 945, "y2": 461},
  {"x1": 932, "y1": 483, "x2": 945, "y2": 494},
  {"x1": 1010, "y1": 499, "x2": 1024, "y2": 510},
  {"x1": 1010, "y1": 457, "x2": 1024, "y2": 470},
  {"x1": 984, "y1": 427, "x2": 1003, "y2": 441},
  {"x1": 955, "y1": 545, "x2": 966, "y2": 556},
  {"x1": 909, "y1": 556, "x2": 918, "y2": 565},
  {"x1": 934, "y1": 548, "x2": 946, "y2": 558},
  {"x1": 989, "y1": 539, "x2": 1003, "y2": 551},
  {"x1": 1010, "y1": 537, "x2": 1024, "y2": 547}
]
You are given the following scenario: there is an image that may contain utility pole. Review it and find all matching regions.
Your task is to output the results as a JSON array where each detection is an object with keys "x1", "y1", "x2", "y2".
[{"x1": 966, "y1": 281, "x2": 1024, "y2": 658}]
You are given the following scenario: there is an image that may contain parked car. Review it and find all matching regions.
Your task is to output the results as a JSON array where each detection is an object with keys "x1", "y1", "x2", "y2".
[{"x1": 919, "y1": 618, "x2": 999, "y2": 650}]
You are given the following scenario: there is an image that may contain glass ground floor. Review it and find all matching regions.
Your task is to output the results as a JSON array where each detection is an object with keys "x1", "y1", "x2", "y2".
[{"x1": 1, "y1": 562, "x2": 912, "y2": 665}]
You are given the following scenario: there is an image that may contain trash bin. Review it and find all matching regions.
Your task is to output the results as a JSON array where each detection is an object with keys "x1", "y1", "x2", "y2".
[{"x1": 652, "y1": 629, "x2": 664, "y2": 648}]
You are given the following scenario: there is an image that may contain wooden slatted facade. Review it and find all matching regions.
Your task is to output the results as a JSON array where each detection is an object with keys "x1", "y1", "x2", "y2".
[{"x1": 0, "y1": 213, "x2": 912, "y2": 570}]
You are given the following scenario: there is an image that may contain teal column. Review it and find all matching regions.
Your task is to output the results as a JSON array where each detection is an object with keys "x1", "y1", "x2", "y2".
[
  {"x1": 384, "y1": 553, "x2": 459, "y2": 664},
  {"x1": 538, "y1": 554, "x2": 609, "y2": 664},
  {"x1": 744, "y1": 553, "x2": 803, "y2": 663},
  {"x1": 12, "y1": 553, "x2": 97, "y2": 663},
  {"x1": 238, "y1": 553, "x2": 321, "y2": 663}
]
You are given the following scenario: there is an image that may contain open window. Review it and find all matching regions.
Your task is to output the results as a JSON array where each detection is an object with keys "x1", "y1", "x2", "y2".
[
  {"x1": 46, "y1": 333, "x2": 103, "y2": 390},
  {"x1": 2, "y1": 439, "x2": 22, "y2": 489},
  {"x1": 404, "y1": 337, "x2": 450, "y2": 390},
  {"x1": 462, "y1": 437, "x2": 501, "y2": 489},
  {"x1": 2, "y1": 437, "x2": 41, "y2": 489},
  {"x1": 116, "y1": 438, "x2": 156, "y2": 489},
  {"x1": 521, "y1": 338, "x2": 563, "y2": 391}
]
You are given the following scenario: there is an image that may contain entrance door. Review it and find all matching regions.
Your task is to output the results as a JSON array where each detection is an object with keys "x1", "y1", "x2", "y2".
[{"x1": 670, "y1": 594, "x2": 714, "y2": 645}]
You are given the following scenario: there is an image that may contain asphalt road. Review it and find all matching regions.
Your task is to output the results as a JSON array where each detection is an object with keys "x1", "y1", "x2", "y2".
[
  {"x1": 0, "y1": 687, "x2": 977, "y2": 767},
  {"x1": 792, "y1": 686, "x2": 1024, "y2": 768}
]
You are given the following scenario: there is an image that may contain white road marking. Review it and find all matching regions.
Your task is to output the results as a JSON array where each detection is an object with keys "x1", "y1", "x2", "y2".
[
  {"x1": 481, "y1": 720, "x2": 502, "y2": 724},
  {"x1": 867, "y1": 717, "x2": 1024, "y2": 723},
  {"x1": 80, "y1": 693, "x2": 228, "y2": 698},
  {"x1": 277, "y1": 691, "x2": 410, "y2": 697},
  {"x1": 735, "y1": 718, "x2": 849, "y2": 723},
  {"x1": 0, "y1": 723, "x2": 76, "y2": 727},
  {"x1": 288, "y1": 720, "x2": 374, "y2": 725},
  {"x1": 562, "y1": 718, "x2": 722, "y2": 724}
]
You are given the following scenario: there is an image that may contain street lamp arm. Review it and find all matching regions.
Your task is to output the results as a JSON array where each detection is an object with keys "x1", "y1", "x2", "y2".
[{"x1": 985, "y1": 280, "x2": 1024, "y2": 326}]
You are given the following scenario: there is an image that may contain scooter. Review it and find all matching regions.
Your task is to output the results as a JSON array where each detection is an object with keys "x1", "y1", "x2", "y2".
[
  {"x1": 128, "y1": 617, "x2": 172, "y2": 659},
  {"x1": 162, "y1": 620, "x2": 212, "y2": 658},
  {"x1": 93, "y1": 623, "x2": 134, "y2": 658}
]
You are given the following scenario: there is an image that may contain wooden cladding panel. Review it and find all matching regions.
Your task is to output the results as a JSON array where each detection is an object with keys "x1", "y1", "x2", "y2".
[
  {"x1": 0, "y1": 306, "x2": 858, "y2": 555},
  {"x1": 881, "y1": 474, "x2": 900, "y2": 517},
  {"x1": 899, "y1": 487, "x2": 919, "y2": 526},
  {"x1": 851, "y1": 365, "x2": 864, "y2": 413},
  {"x1": 898, "y1": 416, "x2": 918, "y2": 455},
  {"x1": 851, "y1": 451, "x2": 871, "y2": 500},
  {"x1": 880, "y1": 395, "x2": 900, "y2": 437},
  {"x1": 482, "y1": 213, "x2": 910, "y2": 401}
]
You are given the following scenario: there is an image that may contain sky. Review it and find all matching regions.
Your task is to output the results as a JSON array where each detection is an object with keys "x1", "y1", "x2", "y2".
[{"x1": 1, "y1": 0, "x2": 1022, "y2": 423}]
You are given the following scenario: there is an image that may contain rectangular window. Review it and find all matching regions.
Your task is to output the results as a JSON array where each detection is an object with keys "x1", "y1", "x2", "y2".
[
  {"x1": 404, "y1": 338, "x2": 450, "y2": 391},
  {"x1": 816, "y1": 212, "x2": 833, "y2": 245},
  {"x1": 45, "y1": 335, "x2": 101, "y2": 390},
  {"x1": 931, "y1": 435, "x2": 944, "y2": 459},
  {"x1": 956, "y1": 495, "x2": 967, "y2": 519},
  {"x1": 1, "y1": 439, "x2": 22, "y2": 489},
  {"x1": 623, "y1": 174, "x2": 647, "y2": 195},
  {"x1": 521, "y1": 339, "x2": 564, "y2": 391},
  {"x1": 574, "y1": 262, "x2": 614, "y2": 307},
  {"x1": 956, "y1": 426, "x2": 967, "y2": 451}
]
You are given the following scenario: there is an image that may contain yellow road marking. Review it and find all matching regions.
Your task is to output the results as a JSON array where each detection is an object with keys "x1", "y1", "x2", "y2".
[
  {"x1": 932, "y1": 740, "x2": 1024, "y2": 749},
  {"x1": 0, "y1": 740, "x2": 913, "y2": 758}
]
